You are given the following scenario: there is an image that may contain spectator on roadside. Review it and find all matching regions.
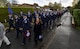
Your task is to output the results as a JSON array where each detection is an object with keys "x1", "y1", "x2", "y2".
[{"x1": 0, "y1": 22, "x2": 11, "y2": 47}]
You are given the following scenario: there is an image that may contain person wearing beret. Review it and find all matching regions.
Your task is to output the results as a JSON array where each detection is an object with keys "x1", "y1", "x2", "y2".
[
  {"x1": 27, "y1": 11, "x2": 32, "y2": 23},
  {"x1": 8, "y1": 13, "x2": 15, "y2": 32},
  {"x1": 14, "y1": 14, "x2": 21, "y2": 39},
  {"x1": 21, "y1": 14, "x2": 31, "y2": 45}
]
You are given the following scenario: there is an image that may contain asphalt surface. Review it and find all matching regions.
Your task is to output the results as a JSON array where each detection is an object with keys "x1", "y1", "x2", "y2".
[{"x1": 46, "y1": 12, "x2": 80, "y2": 49}]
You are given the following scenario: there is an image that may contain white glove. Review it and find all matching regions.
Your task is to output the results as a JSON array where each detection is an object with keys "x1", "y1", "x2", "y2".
[{"x1": 26, "y1": 32, "x2": 30, "y2": 37}]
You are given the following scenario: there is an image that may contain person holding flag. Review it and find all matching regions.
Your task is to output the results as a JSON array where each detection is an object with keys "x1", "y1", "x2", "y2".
[
  {"x1": 8, "y1": 13, "x2": 15, "y2": 32},
  {"x1": 8, "y1": 5, "x2": 15, "y2": 32}
]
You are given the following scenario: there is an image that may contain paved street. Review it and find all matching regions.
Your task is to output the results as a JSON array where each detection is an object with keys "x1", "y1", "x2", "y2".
[{"x1": 45, "y1": 12, "x2": 80, "y2": 49}]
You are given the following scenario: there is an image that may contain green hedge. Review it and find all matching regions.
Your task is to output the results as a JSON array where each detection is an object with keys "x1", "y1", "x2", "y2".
[
  {"x1": 73, "y1": 9, "x2": 80, "y2": 26},
  {"x1": 0, "y1": 8, "x2": 34, "y2": 22},
  {"x1": 69, "y1": 8, "x2": 74, "y2": 15}
]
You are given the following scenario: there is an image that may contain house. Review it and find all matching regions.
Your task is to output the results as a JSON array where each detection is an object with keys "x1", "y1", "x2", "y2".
[
  {"x1": 72, "y1": 0, "x2": 79, "y2": 6},
  {"x1": 0, "y1": 0, "x2": 7, "y2": 7}
]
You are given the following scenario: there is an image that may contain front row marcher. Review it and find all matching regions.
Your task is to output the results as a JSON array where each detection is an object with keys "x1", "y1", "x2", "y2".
[
  {"x1": 34, "y1": 17, "x2": 43, "y2": 45},
  {"x1": 14, "y1": 14, "x2": 21, "y2": 38},
  {"x1": 0, "y1": 22, "x2": 11, "y2": 47},
  {"x1": 21, "y1": 14, "x2": 31, "y2": 45}
]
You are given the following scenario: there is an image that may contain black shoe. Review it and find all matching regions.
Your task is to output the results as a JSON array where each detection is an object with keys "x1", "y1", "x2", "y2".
[
  {"x1": 7, "y1": 30, "x2": 10, "y2": 32},
  {"x1": 57, "y1": 24, "x2": 61, "y2": 27},
  {"x1": 35, "y1": 42, "x2": 38, "y2": 46},
  {"x1": 7, "y1": 44, "x2": 11, "y2": 46},
  {"x1": 15, "y1": 37, "x2": 18, "y2": 39},
  {"x1": 21, "y1": 43, "x2": 25, "y2": 46}
]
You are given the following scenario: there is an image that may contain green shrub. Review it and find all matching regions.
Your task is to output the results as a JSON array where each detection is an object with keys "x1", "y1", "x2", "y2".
[
  {"x1": 0, "y1": 8, "x2": 34, "y2": 22},
  {"x1": 73, "y1": 9, "x2": 80, "y2": 26},
  {"x1": 0, "y1": 8, "x2": 8, "y2": 23}
]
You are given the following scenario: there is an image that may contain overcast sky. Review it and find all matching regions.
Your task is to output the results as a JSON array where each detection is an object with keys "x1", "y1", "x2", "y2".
[{"x1": 10, "y1": 0, "x2": 73, "y2": 7}]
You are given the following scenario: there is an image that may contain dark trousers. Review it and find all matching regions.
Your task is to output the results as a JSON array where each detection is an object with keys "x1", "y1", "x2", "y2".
[
  {"x1": 8, "y1": 24, "x2": 15, "y2": 32},
  {"x1": 34, "y1": 33, "x2": 39, "y2": 44},
  {"x1": 34, "y1": 33, "x2": 42, "y2": 45},
  {"x1": 22, "y1": 31, "x2": 31, "y2": 44},
  {"x1": 22, "y1": 36, "x2": 26, "y2": 44},
  {"x1": 16, "y1": 28, "x2": 20, "y2": 38}
]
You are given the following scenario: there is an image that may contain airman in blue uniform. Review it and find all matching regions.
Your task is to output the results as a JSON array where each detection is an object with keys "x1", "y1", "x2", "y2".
[
  {"x1": 42, "y1": 12, "x2": 47, "y2": 29},
  {"x1": 22, "y1": 14, "x2": 31, "y2": 45},
  {"x1": 8, "y1": 13, "x2": 15, "y2": 32},
  {"x1": 27, "y1": 11, "x2": 32, "y2": 23},
  {"x1": 14, "y1": 14, "x2": 20, "y2": 38}
]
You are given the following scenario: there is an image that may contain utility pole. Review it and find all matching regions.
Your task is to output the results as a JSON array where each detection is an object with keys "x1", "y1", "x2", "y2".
[{"x1": 59, "y1": 0, "x2": 62, "y2": 9}]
